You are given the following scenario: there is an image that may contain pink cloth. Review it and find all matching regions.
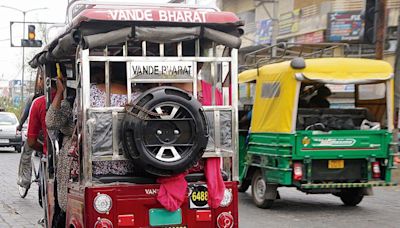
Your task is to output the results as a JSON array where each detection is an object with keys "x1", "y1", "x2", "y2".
[
  {"x1": 200, "y1": 80, "x2": 223, "y2": 106},
  {"x1": 200, "y1": 81, "x2": 226, "y2": 208},
  {"x1": 156, "y1": 80, "x2": 226, "y2": 210},
  {"x1": 205, "y1": 157, "x2": 225, "y2": 208},
  {"x1": 156, "y1": 173, "x2": 188, "y2": 211}
]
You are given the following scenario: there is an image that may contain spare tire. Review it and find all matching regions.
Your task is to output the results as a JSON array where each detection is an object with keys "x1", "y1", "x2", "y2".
[{"x1": 122, "y1": 87, "x2": 209, "y2": 176}]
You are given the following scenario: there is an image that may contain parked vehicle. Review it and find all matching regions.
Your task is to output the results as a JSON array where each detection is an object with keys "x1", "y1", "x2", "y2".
[
  {"x1": 28, "y1": 1, "x2": 241, "y2": 227},
  {"x1": 0, "y1": 112, "x2": 22, "y2": 152},
  {"x1": 238, "y1": 57, "x2": 397, "y2": 208},
  {"x1": 21, "y1": 123, "x2": 28, "y2": 143}
]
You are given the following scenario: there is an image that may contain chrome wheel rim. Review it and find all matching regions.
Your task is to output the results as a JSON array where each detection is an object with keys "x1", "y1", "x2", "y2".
[{"x1": 254, "y1": 176, "x2": 266, "y2": 202}]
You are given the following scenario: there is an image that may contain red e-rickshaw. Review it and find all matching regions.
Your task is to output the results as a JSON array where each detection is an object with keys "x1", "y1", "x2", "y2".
[{"x1": 28, "y1": 1, "x2": 242, "y2": 227}]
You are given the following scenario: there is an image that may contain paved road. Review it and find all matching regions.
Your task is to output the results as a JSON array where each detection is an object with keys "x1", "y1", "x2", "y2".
[
  {"x1": 0, "y1": 149, "x2": 42, "y2": 228},
  {"x1": 239, "y1": 185, "x2": 400, "y2": 228},
  {"x1": 0, "y1": 151, "x2": 399, "y2": 228}
]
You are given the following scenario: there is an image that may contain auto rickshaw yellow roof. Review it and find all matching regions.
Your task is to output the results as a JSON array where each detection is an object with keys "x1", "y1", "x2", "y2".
[{"x1": 239, "y1": 58, "x2": 393, "y2": 84}]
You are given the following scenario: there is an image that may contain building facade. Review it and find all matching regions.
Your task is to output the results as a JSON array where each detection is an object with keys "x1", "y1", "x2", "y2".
[
  {"x1": 220, "y1": 0, "x2": 399, "y2": 65},
  {"x1": 8, "y1": 79, "x2": 35, "y2": 106}
]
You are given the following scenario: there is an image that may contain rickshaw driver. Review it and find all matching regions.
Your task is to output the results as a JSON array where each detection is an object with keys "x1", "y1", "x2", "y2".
[{"x1": 17, "y1": 68, "x2": 45, "y2": 189}]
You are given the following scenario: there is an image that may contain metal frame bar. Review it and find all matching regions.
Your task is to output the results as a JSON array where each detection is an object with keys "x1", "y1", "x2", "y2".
[
  {"x1": 112, "y1": 111, "x2": 120, "y2": 158},
  {"x1": 88, "y1": 56, "x2": 233, "y2": 62},
  {"x1": 291, "y1": 80, "x2": 301, "y2": 133},
  {"x1": 104, "y1": 47, "x2": 110, "y2": 107},
  {"x1": 81, "y1": 48, "x2": 91, "y2": 182},
  {"x1": 386, "y1": 80, "x2": 394, "y2": 132},
  {"x1": 230, "y1": 48, "x2": 239, "y2": 181}
]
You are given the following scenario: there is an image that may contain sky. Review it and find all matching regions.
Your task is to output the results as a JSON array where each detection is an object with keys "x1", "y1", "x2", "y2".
[
  {"x1": 0, "y1": 0, "x2": 215, "y2": 82},
  {"x1": 0, "y1": 0, "x2": 68, "y2": 82}
]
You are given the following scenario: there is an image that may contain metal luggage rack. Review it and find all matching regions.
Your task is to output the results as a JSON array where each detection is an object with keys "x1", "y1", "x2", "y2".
[
  {"x1": 240, "y1": 42, "x2": 350, "y2": 71},
  {"x1": 78, "y1": 38, "x2": 238, "y2": 161}
]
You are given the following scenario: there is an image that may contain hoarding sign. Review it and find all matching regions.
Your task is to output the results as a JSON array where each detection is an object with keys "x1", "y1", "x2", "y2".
[
  {"x1": 255, "y1": 19, "x2": 273, "y2": 45},
  {"x1": 295, "y1": 30, "x2": 324, "y2": 43},
  {"x1": 327, "y1": 11, "x2": 363, "y2": 42},
  {"x1": 279, "y1": 9, "x2": 300, "y2": 36}
]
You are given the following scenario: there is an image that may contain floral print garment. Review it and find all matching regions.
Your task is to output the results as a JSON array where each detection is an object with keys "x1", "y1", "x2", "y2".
[
  {"x1": 46, "y1": 100, "x2": 75, "y2": 212},
  {"x1": 90, "y1": 84, "x2": 142, "y2": 107},
  {"x1": 46, "y1": 87, "x2": 142, "y2": 211}
]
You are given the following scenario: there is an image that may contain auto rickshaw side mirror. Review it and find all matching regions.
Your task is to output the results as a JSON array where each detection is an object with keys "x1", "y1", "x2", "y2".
[{"x1": 290, "y1": 57, "x2": 306, "y2": 69}]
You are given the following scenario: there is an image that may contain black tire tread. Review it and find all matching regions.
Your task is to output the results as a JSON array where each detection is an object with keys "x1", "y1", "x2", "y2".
[
  {"x1": 251, "y1": 170, "x2": 274, "y2": 209},
  {"x1": 123, "y1": 87, "x2": 208, "y2": 176},
  {"x1": 339, "y1": 188, "x2": 364, "y2": 206}
]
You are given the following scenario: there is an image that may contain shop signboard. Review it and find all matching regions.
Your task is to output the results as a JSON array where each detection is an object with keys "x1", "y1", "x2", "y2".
[
  {"x1": 295, "y1": 30, "x2": 324, "y2": 43},
  {"x1": 327, "y1": 11, "x2": 363, "y2": 42},
  {"x1": 255, "y1": 19, "x2": 273, "y2": 45},
  {"x1": 279, "y1": 9, "x2": 300, "y2": 36}
]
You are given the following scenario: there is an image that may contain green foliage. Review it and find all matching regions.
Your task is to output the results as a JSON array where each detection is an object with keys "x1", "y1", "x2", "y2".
[{"x1": 0, "y1": 96, "x2": 23, "y2": 118}]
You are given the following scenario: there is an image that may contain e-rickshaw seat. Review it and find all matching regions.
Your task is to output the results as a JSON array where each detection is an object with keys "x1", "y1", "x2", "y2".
[{"x1": 297, "y1": 108, "x2": 370, "y2": 130}]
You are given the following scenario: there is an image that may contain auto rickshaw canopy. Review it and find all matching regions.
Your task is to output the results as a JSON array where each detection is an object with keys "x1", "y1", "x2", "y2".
[
  {"x1": 28, "y1": 3, "x2": 242, "y2": 68},
  {"x1": 238, "y1": 58, "x2": 394, "y2": 133}
]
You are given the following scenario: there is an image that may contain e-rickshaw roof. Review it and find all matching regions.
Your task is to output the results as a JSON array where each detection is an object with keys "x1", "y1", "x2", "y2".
[
  {"x1": 239, "y1": 58, "x2": 394, "y2": 134},
  {"x1": 29, "y1": 2, "x2": 242, "y2": 68},
  {"x1": 239, "y1": 58, "x2": 393, "y2": 84}
]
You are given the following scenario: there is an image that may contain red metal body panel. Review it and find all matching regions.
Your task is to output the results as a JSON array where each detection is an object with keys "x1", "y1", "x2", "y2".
[
  {"x1": 66, "y1": 181, "x2": 238, "y2": 228},
  {"x1": 74, "y1": 8, "x2": 240, "y2": 25},
  {"x1": 66, "y1": 188, "x2": 85, "y2": 228}
]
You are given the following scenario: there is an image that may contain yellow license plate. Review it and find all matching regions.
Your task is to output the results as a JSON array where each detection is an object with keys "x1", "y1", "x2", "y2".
[{"x1": 328, "y1": 160, "x2": 344, "y2": 169}]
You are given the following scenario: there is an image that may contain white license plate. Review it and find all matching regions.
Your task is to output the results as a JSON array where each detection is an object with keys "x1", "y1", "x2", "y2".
[{"x1": 0, "y1": 139, "x2": 9, "y2": 143}]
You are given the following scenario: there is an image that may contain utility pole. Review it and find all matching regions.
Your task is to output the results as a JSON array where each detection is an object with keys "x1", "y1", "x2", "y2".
[
  {"x1": 395, "y1": 15, "x2": 400, "y2": 163},
  {"x1": 375, "y1": 0, "x2": 387, "y2": 60},
  {"x1": 256, "y1": 0, "x2": 279, "y2": 57},
  {"x1": 21, "y1": 12, "x2": 26, "y2": 104},
  {"x1": 271, "y1": 0, "x2": 279, "y2": 57}
]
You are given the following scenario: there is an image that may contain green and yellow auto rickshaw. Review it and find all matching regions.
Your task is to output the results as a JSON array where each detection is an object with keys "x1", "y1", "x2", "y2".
[{"x1": 238, "y1": 57, "x2": 397, "y2": 208}]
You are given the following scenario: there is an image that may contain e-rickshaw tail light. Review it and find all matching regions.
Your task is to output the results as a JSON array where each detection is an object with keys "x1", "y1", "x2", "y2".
[
  {"x1": 220, "y1": 188, "x2": 233, "y2": 207},
  {"x1": 216, "y1": 212, "x2": 234, "y2": 228},
  {"x1": 371, "y1": 161, "x2": 381, "y2": 179},
  {"x1": 94, "y1": 218, "x2": 113, "y2": 228},
  {"x1": 93, "y1": 193, "x2": 112, "y2": 214},
  {"x1": 293, "y1": 162, "x2": 303, "y2": 181}
]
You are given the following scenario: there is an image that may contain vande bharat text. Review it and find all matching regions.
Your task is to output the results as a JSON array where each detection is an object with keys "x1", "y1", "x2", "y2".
[{"x1": 108, "y1": 9, "x2": 208, "y2": 23}]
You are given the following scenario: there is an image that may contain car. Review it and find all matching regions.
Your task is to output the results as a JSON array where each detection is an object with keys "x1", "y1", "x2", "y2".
[
  {"x1": 0, "y1": 112, "x2": 22, "y2": 152},
  {"x1": 21, "y1": 122, "x2": 28, "y2": 143}
]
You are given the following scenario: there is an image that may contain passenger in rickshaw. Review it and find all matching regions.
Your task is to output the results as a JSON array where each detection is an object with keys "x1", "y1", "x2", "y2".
[
  {"x1": 309, "y1": 85, "x2": 332, "y2": 108},
  {"x1": 298, "y1": 84, "x2": 331, "y2": 108},
  {"x1": 46, "y1": 62, "x2": 138, "y2": 212},
  {"x1": 46, "y1": 75, "x2": 75, "y2": 213},
  {"x1": 90, "y1": 62, "x2": 142, "y2": 107}
]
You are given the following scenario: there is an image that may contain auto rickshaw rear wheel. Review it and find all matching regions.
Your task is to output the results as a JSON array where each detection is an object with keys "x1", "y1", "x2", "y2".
[
  {"x1": 123, "y1": 87, "x2": 209, "y2": 176},
  {"x1": 251, "y1": 169, "x2": 274, "y2": 209},
  {"x1": 339, "y1": 188, "x2": 364, "y2": 206}
]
